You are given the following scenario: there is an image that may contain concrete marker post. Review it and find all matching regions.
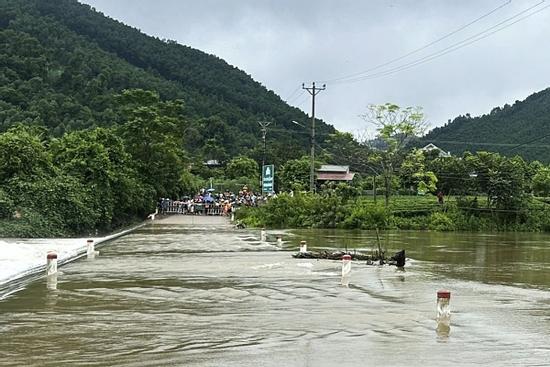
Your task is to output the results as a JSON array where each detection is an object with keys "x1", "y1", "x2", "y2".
[
  {"x1": 299, "y1": 240, "x2": 307, "y2": 253},
  {"x1": 260, "y1": 228, "x2": 267, "y2": 242},
  {"x1": 436, "y1": 289, "x2": 451, "y2": 336},
  {"x1": 46, "y1": 252, "x2": 58, "y2": 276},
  {"x1": 46, "y1": 273, "x2": 58, "y2": 290},
  {"x1": 87, "y1": 239, "x2": 99, "y2": 258},
  {"x1": 341, "y1": 254, "x2": 352, "y2": 287}
]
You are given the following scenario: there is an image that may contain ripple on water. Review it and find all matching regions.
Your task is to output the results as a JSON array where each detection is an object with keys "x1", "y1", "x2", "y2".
[{"x1": 1, "y1": 226, "x2": 549, "y2": 366}]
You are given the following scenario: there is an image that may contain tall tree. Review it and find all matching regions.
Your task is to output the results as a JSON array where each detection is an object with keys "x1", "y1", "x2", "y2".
[
  {"x1": 115, "y1": 89, "x2": 187, "y2": 197},
  {"x1": 360, "y1": 103, "x2": 428, "y2": 205}
]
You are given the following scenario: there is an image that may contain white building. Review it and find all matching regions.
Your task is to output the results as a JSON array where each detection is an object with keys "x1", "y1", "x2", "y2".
[{"x1": 420, "y1": 143, "x2": 451, "y2": 158}]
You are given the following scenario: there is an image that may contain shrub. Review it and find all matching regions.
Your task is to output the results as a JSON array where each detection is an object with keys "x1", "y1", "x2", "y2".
[
  {"x1": 428, "y1": 212, "x2": 455, "y2": 231},
  {"x1": 0, "y1": 188, "x2": 14, "y2": 219}
]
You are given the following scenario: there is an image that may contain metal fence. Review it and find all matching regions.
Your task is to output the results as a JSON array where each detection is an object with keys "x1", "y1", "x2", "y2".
[{"x1": 161, "y1": 202, "x2": 227, "y2": 216}]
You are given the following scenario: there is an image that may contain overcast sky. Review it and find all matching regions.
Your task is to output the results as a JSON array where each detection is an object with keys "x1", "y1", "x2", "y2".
[{"x1": 80, "y1": 0, "x2": 550, "y2": 136}]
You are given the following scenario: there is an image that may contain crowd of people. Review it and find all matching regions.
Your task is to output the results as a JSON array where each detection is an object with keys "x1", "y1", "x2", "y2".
[{"x1": 158, "y1": 188, "x2": 272, "y2": 216}]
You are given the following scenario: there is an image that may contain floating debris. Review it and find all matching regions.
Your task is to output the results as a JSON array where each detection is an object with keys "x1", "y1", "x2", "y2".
[{"x1": 292, "y1": 249, "x2": 406, "y2": 267}]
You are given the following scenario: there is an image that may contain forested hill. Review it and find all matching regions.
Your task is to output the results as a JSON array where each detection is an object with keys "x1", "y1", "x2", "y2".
[
  {"x1": 0, "y1": 0, "x2": 334, "y2": 164},
  {"x1": 422, "y1": 87, "x2": 550, "y2": 162}
]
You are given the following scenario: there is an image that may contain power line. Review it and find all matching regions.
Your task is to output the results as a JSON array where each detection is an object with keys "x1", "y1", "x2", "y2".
[
  {"x1": 320, "y1": 0, "x2": 512, "y2": 84},
  {"x1": 507, "y1": 131, "x2": 550, "y2": 152},
  {"x1": 426, "y1": 139, "x2": 550, "y2": 148},
  {"x1": 330, "y1": 1, "x2": 548, "y2": 84},
  {"x1": 284, "y1": 85, "x2": 302, "y2": 103},
  {"x1": 293, "y1": 92, "x2": 310, "y2": 107}
]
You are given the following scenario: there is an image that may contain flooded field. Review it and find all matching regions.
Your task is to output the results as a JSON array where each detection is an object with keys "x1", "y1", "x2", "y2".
[{"x1": 1, "y1": 221, "x2": 549, "y2": 366}]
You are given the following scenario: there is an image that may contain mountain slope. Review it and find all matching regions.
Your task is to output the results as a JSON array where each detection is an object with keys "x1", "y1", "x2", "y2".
[
  {"x1": 0, "y1": 0, "x2": 335, "y2": 164},
  {"x1": 423, "y1": 88, "x2": 550, "y2": 161}
]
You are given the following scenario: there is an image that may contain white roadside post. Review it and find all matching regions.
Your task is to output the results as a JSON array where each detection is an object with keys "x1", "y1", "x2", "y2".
[
  {"x1": 87, "y1": 239, "x2": 99, "y2": 258},
  {"x1": 341, "y1": 254, "x2": 352, "y2": 287},
  {"x1": 260, "y1": 228, "x2": 267, "y2": 242},
  {"x1": 436, "y1": 290, "x2": 451, "y2": 335},
  {"x1": 46, "y1": 252, "x2": 58, "y2": 276},
  {"x1": 299, "y1": 240, "x2": 307, "y2": 253}
]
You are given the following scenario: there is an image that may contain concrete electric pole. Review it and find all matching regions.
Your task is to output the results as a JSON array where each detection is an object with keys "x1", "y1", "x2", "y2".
[
  {"x1": 258, "y1": 120, "x2": 272, "y2": 190},
  {"x1": 302, "y1": 82, "x2": 326, "y2": 192}
]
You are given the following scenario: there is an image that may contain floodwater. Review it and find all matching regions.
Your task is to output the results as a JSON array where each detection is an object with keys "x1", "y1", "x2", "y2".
[{"x1": 1, "y1": 221, "x2": 549, "y2": 366}]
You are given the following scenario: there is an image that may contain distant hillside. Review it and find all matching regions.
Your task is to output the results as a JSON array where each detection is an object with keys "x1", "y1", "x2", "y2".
[
  {"x1": 422, "y1": 88, "x2": 550, "y2": 162},
  {"x1": 0, "y1": 0, "x2": 335, "y2": 165}
]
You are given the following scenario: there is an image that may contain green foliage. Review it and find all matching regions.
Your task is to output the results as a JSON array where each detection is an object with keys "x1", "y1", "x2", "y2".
[
  {"x1": 0, "y1": 125, "x2": 53, "y2": 183},
  {"x1": 115, "y1": 90, "x2": 186, "y2": 197},
  {"x1": 400, "y1": 149, "x2": 438, "y2": 194},
  {"x1": 279, "y1": 157, "x2": 311, "y2": 192},
  {"x1": 0, "y1": 211, "x2": 64, "y2": 238},
  {"x1": 179, "y1": 171, "x2": 204, "y2": 196},
  {"x1": 213, "y1": 177, "x2": 259, "y2": 194},
  {"x1": 428, "y1": 212, "x2": 455, "y2": 231},
  {"x1": 238, "y1": 193, "x2": 348, "y2": 228},
  {"x1": 238, "y1": 192, "x2": 550, "y2": 233},
  {"x1": 343, "y1": 202, "x2": 391, "y2": 229},
  {"x1": 360, "y1": 104, "x2": 428, "y2": 205},
  {"x1": 320, "y1": 182, "x2": 361, "y2": 201},
  {"x1": 7, "y1": 176, "x2": 98, "y2": 235},
  {"x1": 324, "y1": 132, "x2": 372, "y2": 173},
  {"x1": 0, "y1": 188, "x2": 14, "y2": 219},
  {"x1": 533, "y1": 167, "x2": 550, "y2": 196},
  {"x1": 225, "y1": 156, "x2": 259, "y2": 180},
  {"x1": 0, "y1": 0, "x2": 336, "y2": 165},
  {"x1": 422, "y1": 88, "x2": 550, "y2": 162}
]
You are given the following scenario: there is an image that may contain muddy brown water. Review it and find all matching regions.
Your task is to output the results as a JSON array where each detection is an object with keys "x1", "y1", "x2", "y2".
[{"x1": 1, "y1": 218, "x2": 549, "y2": 366}]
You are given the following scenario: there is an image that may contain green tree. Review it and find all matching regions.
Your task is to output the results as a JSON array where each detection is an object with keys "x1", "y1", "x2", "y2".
[
  {"x1": 115, "y1": 89, "x2": 187, "y2": 197},
  {"x1": 400, "y1": 149, "x2": 438, "y2": 194},
  {"x1": 279, "y1": 156, "x2": 311, "y2": 192},
  {"x1": 360, "y1": 103, "x2": 428, "y2": 205},
  {"x1": 50, "y1": 127, "x2": 152, "y2": 228},
  {"x1": 324, "y1": 131, "x2": 372, "y2": 174},
  {"x1": 533, "y1": 166, "x2": 550, "y2": 196},
  {"x1": 427, "y1": 154, "x2": 472, "y2": 196},
  {"x1": 0, "y1": 125, "x2": 53, "y2": 184},
  {"x1": 225, "y1": 156, "x2": 259, "y2": 180}
]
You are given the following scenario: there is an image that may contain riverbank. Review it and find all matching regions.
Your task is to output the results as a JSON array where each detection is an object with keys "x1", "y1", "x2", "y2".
[
  {"x1": 0, "y1": 221, "x2": 148, "y2": 297},
  {"x1": 237, "y1": 193, "x2": 550, "y2": 232}
]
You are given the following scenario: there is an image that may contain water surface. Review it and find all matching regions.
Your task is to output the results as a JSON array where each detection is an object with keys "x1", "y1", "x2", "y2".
[{"x1": 1, "y1": 224, "x2": 549, "y2": 366}]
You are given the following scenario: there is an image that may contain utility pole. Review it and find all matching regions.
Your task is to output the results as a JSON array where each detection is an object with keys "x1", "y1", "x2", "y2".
[
  {"x1": 302, "y1": 82, "x2": 326, "y2": 192},
  {"x1": 258, "y1": 120, "x2": 272, "y2": 191}
]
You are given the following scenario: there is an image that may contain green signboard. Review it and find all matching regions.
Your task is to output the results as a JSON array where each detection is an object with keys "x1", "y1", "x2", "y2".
[{"x1": 262, "y1": 164, "x2": 274, "y2": 193}]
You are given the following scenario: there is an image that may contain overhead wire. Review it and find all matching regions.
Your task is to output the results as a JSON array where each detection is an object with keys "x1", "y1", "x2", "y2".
[
  {"x1": 330, "y1": 0, "x2": 549, "y2": 84},
  {"x1": 283, "y1": 85, "x2": 302, "y2": 103},
  {"x1": 320, "y1": 0, "x2": 513, "y2": 84},
  {"x1": 506, "y1": 131, "x2": 550, "y2": 152}
]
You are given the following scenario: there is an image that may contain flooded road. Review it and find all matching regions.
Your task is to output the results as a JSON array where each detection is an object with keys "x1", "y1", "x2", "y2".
[{"x1": 1, "y1": 220, "x2": 549, "y2": 366}]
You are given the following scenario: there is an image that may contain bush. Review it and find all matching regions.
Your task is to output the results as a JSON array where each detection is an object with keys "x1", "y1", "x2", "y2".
[
  {"x1": 392, "y1": 215, "x2": 429, "y2": 230},
  {"x1": 6, "y1": 176, "x2": 98, "y2": 235},
  {"x1": 343, "y1": 202, "x2": 392, "y2": 229},
  {"x1": 428, "y1": 212, "x2": 455, "y2": 231},
  {"x1": 0, "y1": 211, "x2": 64, "y2": 238},
  {"x1": 0, "y1": 188, "x2": 14, "y2": 219}
]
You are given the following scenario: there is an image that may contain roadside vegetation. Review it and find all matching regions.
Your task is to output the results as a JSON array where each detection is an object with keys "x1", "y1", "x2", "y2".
[
  {"x1": 3, "y1": 0, "x2": 550, "y2": 237},
  {"x1": 237, "y1": 193, "x2": 550, "y2": 232}
]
